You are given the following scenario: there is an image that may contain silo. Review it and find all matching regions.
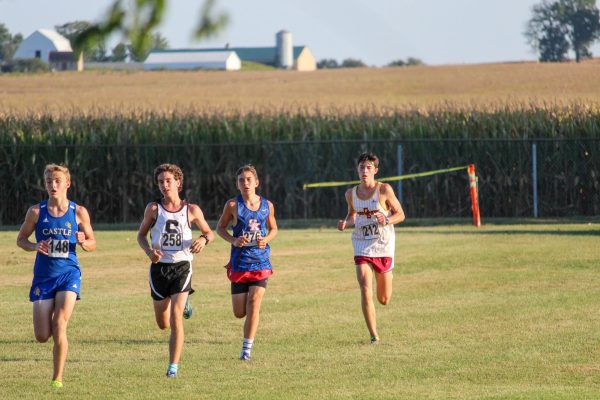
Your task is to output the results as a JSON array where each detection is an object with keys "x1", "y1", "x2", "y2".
[{"x1": 276, "y1": 30, "x2": 293, "y2": 69}]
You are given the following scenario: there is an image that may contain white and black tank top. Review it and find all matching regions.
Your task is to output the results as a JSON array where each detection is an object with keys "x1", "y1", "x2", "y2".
[{"x1": 150, "y1": 201, "x2": 193, "y2": 263}]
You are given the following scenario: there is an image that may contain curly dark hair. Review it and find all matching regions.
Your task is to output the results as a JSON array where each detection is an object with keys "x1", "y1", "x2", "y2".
[{"x1": 154, "y1": 163, "x2": 184, "y2": 192}]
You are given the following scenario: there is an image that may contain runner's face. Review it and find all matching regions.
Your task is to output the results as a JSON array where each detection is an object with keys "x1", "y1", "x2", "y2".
[
  {"x1": 237, "y1": 171, "x2": 258, "y2": 195},
  {"x1": 357, "y1": 161, "x2": 378, "y2": 182},
  {"x1": 157, "y1": 172, "x2": 181, "y2": 196},
  {"x1": 44, "y1": 171, "x2": 70, "y2": 198}
]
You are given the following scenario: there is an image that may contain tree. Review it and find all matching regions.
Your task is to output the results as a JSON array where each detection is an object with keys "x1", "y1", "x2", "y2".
[
  {"x1": 128, "y1": 32, "x2": 169, "y2": 62},
  {"x1": 341, "y1": 58, "x2": 366, "y2": 68},
  {"x1": 151, "y1": 32, "x2": 169, "y2": 50},
  {"x1": 526, "y1": 0, "x2": 600, "y2": 62},
  {"x1": 317, "y1": 58, "x2": 339, "y2": 69},
  {"x1": 56, "y1": 21, "x2": 108, "y2": 61},
  {"x1": 0, "y1": 23, "x2": 23, "y2": 61},
  {"x1": 111, "y1": 43, "x2": 128, "y2": 62},
  {"x1": 387, "y1": 57, "x2": 425, "y2": 67},
  {"x1": 388, "y1": 59, "x2": 405, "y2": 67},
  {"x1": 75, "y1": 0, "x2": 228, "y2": 58},
  {"x1": 4, "y1": 58, "x2": 50, "y2": 73},
  {"x1": 406, "y1": 57, "x2": 425, "y2": 66},
  {"x1": 560, "y1": 0, "x2": 600, "y2": 62}
]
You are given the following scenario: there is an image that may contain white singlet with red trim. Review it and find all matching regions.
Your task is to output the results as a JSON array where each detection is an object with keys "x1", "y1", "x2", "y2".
[{"x1": 351, "y1": 184, "x2": 395, "y2": 259}]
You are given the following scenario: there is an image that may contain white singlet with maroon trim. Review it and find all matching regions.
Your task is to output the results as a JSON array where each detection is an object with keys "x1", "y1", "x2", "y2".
[
  {"x1": 150, "y1": 202, "x2": 193, "y2": 263},
  {"x1": 351, "y1": 183, "x2": 395, "y2": 259}
]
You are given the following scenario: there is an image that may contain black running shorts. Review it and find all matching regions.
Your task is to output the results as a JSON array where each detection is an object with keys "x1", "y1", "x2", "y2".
[
  {"x1": 231, "y1": 278, "x2": 268, "y2": 295},
  {"x1": 149, "y1": 260, "x2": 194, "y2": 300}
]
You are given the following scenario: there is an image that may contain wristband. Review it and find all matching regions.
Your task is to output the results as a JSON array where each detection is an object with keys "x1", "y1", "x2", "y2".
[{"x1": 200, "y1": 234, "x2": 210, "y2": 245}]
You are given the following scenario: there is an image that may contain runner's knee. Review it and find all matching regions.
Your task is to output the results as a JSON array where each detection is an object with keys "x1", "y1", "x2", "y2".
[
  {"x1": 35, "y1": 332, "x2": 51, "y2": 343},
  {"x1": 378, "y1": 295, "x2": 391, "y2": 305}
]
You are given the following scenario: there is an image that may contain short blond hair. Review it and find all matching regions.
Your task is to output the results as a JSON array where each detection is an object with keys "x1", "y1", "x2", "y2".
[{"x1": 43, "y1": 164, "x2": 71, "y2": 181}]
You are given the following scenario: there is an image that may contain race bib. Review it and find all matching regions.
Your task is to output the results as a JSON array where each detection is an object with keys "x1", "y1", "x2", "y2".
[
  {"x1": 359, "y1": 221, "x2": 380, "y2": 240},
  {"x1": 242, "y1": 230, "x2": 261, "y2": 247},
  {"x1": 161, "y1": 232, "x2": 183, "y2": 251},
  {"x1": 48, "y1": 239, "x2": 70, "y2": 258}
]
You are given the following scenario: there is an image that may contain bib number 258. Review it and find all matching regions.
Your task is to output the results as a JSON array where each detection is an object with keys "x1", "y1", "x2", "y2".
[{"x1": 162, "y1": 233, "x2": 182, "y2": 249}]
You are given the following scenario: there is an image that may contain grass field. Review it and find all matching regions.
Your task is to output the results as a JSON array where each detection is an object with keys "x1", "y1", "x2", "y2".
[
  {"x1": 1, "y1": 62, "x2": 600, "y2": 116},
  {"x1": 1, "y1": 222, "x2": 599, "y2": 399}
]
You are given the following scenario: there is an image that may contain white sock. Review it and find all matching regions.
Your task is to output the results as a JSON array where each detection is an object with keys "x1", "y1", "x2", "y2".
[{"x1": 242, "y1": 338, "x2": 254, "y2": 354}]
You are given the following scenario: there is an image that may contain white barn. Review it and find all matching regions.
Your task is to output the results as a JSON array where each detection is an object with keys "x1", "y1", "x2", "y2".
[
  {"x1": 14, "y1": 29, "x2": 73, "y2": 63},
  {"x1": 144, "y1": 50, "x2": 241, "y2": 71}
]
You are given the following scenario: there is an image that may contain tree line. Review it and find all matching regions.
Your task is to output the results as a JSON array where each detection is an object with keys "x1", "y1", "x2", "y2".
[
  {"x1": 317, "y1": 57, "x2": 425, "y2": 69},
  {"x1": 526, "y1": 0, "x2": 600, "y2": 62}
]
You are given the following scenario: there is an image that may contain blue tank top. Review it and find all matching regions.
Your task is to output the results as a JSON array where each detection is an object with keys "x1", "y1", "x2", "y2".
[
  {"x1": 33, "y1": 200, "x2": 80, "y2": 279},
  {"x1": 230, "y1": 195, "x2": 271, "y2": 272}
]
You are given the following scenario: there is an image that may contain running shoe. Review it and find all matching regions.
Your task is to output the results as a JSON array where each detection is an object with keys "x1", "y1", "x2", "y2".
[
  {"x1": 183, "y1": 299, "x2": 192, "y2": 319},
  {"x1": 50, "y1": 380, "x2": 63, "y2": 388}
]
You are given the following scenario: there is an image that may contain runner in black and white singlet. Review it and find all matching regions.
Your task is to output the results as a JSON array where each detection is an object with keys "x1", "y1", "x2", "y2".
[
  {"x1": 137, "y1": 163, "x2": 214, "y2": 378},
  {"x1": 338, "y1": 152, "x2": 405, "y2": 345}
]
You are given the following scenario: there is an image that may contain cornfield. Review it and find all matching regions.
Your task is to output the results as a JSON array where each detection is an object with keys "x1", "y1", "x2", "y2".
[{"x1": 1, "y1": 106, "x2": 599, "y2": 224}]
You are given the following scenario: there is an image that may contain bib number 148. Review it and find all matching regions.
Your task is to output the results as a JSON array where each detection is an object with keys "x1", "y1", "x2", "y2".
[{"x1": 49, "y1": 239, "x2": 69, "y2": 258}]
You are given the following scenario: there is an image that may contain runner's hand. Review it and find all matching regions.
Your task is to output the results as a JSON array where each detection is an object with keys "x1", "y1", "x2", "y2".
[
  {"x1": 147, "y1": 249, "x2": 163, "y2": 263},
  {"x1": 190, "y1": 237, "x2": 207, "y2": 253},
  {"x1": 234, "y1": 236, "x2": 249, "y2": 247},
  {"x1": 257, "y1": 236, "x2": 267, "y2": 249},
  {"x1": 36, "y1": 238, "x2": 51, "y2": 255},
  {"x1": 76, "y1": 231, "x2": 86, "y2": 245}
]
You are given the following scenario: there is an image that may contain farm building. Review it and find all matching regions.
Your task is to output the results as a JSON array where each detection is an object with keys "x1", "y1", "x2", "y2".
[
  {"x1": 48, "y1": 51, "x2": 84, "y2": 72},
  {"x1": 145, "y1": 30, "x2": 316, "y2": 71},
  {"x1": 14, "y1": 29, "x2": 82, "y2": 71},
  {"x1": 150, "y1": 46, "x2": 316, "y2": 71},
  {"x1": 144, "y1": 50, "x2": 241, "y2": 71}
]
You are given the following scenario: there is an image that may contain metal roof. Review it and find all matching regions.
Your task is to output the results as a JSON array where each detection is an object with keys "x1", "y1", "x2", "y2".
[
  {"x1": 151, "y1": 46, "x2": 308, "y2": 65},
  {"x1": 35, "y1": 29, "x2": 73, "y2": 51}
]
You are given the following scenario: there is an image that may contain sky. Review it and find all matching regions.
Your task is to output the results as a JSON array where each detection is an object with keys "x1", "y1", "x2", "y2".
[{"x1": 1, "y1": 0, "x2": 599, "y2": 66}]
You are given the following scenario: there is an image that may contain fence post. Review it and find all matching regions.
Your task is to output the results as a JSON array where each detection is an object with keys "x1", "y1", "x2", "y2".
[
  {"x1": 532, "y1": 142, "x2": 539, "y2": 218},
  {"x1": 303, "y1": 189, "x2": 308, "y2": 220},
  {"x1": 468, "y1": 164, "x2": 481, "y2": 227},
  {"x1": 396, "y1": 144, "x2": 404, "y2": 204},
  {"x1": 120, "y1": 139, "x2": 128, "y2": 223}
]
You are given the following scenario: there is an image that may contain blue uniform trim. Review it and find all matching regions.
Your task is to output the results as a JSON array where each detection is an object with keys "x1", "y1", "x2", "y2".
[{"x1": 230, "y1": 195, "x2": 272, "y2": 272}]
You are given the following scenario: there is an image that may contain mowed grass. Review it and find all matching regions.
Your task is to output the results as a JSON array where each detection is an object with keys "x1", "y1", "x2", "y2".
[
  {"x1": 1, "y1": 223, "x2": 600, "y2": 399},
  {"x1": 1, "y1": 62, "x2": 600, "y2": 116}
]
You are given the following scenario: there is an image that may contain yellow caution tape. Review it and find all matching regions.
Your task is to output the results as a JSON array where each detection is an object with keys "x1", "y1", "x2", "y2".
[{"x1": 303, "y1": 165, "x2": 470, "y2": 190}]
